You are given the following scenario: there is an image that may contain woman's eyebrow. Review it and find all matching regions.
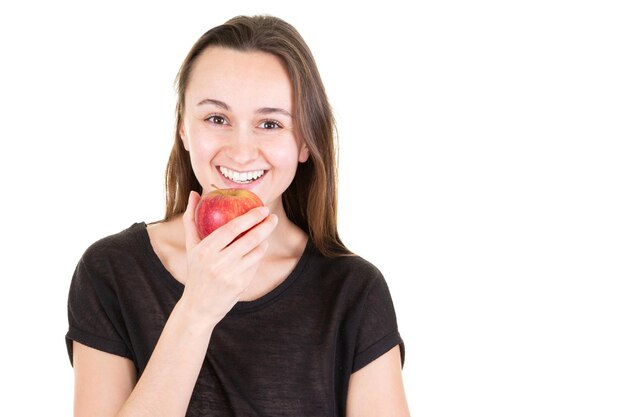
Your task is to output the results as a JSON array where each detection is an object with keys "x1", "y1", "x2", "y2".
[
  {"x1": 197, "y1": 98, "x2": 291, "y2": 118},
  {"x1": 197, "y1": 98, "x2": 229, "y2": 109},
  {"x1": 257, "y1": 107, "x2": 292, "y2": 118}
]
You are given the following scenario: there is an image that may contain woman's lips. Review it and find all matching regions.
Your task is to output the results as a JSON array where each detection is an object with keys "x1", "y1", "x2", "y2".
[{"x1": 217, "y1": 166, "x2": 267, "y2": 188}]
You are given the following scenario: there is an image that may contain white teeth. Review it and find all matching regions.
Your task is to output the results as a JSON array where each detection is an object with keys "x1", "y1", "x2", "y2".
[{"x1": 219, "y1": 167, "x2": 265, "y2": 184}]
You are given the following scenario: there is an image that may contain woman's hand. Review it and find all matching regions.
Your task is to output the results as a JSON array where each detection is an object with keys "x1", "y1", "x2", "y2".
[{"x1": 179, "y1": 190, "x2": 277, "y2": 325}]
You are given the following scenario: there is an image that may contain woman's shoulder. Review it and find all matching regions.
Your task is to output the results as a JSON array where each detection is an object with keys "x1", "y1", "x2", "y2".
[
  {"x1": 309, "y1": 244, "x2": 386, "y2": 288},
  {"x1": 80, "y1": 222, "x2": 148, "y2": 265},
  {"x1": 303, "y1": 245, "x2": 397, "y2": 322},
  {"x1": 69, "y1": 222, "x2": 155, "y2": 296}
]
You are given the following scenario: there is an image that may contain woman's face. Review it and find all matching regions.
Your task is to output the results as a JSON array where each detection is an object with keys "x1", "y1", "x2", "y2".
[{"x1": 180, "y1": 46, "x2": 309, "y2": 212}]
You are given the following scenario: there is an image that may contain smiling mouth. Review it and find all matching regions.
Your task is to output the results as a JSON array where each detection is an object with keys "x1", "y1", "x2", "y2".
[{"x1": 219, "y1": 166, "x2": 266, "y2": 184}]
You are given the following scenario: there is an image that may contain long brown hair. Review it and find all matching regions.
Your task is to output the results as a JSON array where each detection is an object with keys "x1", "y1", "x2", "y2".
[{"x1": 164, "y1": 15, "x2": 350, "y2": 257}]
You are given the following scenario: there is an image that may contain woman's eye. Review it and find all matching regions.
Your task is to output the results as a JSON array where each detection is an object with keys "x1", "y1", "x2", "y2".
[
  {"x1": 206, "y1": 115, "x2": 227, "y2": 125},
  {"x1": 259, "y1": 120, "x2": 282, "y2": 130}
]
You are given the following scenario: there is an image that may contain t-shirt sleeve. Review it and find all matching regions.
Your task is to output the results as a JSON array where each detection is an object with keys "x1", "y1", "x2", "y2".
[
  {"x1": 352, "y1": 274, "x2": 405, "y2": 373},
  {"x1": 65, "y1": 253, "x2": 133, "y2": 365}
]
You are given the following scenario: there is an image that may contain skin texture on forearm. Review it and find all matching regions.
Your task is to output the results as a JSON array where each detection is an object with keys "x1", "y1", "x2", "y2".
[
  {"x1": 98, "y1": 299, "x2": 216, "y2": 417},
  {"x1": 118, "y1": 299, "x2": 215, "y2": 417}
]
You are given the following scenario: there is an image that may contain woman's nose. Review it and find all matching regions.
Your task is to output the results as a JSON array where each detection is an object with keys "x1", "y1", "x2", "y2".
[{"x1": 225, "y1": 127, "x2": 258, "y2": 164}]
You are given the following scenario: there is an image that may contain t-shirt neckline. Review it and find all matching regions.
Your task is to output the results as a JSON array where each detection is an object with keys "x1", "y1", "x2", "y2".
[{"x1": 133, "y1": 221, "x2": 313, "y2": 314}]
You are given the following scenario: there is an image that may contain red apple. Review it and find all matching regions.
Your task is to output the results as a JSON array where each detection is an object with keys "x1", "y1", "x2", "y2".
[{"x1": 195, "y1": 188, "x2": 264, "y2": 240}]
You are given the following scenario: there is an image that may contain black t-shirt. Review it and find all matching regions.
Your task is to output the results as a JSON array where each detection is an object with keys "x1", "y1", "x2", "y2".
[{"x1": 66, "y1": 222, "x2": 404, "y2": 416}]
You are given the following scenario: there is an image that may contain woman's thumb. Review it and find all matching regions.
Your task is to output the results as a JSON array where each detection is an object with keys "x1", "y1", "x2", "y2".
[{"x1": 182, "y1": 191, "x2": 202, "y2": 250}]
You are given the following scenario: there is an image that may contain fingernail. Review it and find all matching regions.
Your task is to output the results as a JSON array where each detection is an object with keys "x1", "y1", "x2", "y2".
[{"x1": 259, "y1": 206, "x2": 270, "y2": 216}]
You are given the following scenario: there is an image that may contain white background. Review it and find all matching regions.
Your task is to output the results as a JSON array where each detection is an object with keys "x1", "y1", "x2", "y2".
[{"x1": 1, "y1": 0, "x2": 625, "y2": 415}]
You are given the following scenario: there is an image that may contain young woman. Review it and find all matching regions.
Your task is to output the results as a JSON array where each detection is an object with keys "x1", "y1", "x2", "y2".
[{"x1": 66, "y1": 15, "x2": 410, "y2": 417}]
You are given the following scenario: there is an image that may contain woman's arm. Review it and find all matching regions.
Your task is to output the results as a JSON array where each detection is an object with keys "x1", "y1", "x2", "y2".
[
  {"x1": 73, "y1": 342, "x2": 136, "y2": 417},
  {"x1": 72, "y1": 298, "x2": 213, "y2": 417},
  {"x1": 72, "y1": 192, "x2": 277, "y2": 417},
  {"x1": 346, "y1": 345, "x2": 411, "y2": 417},
  {"x1": 73, "y1": 297, "x2": 215, "y2": 417}
]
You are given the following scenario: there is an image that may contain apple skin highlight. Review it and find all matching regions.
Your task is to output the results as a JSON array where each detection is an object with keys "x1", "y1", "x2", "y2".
[{"x1": 195, "y1": 188, "x2": 264, "y2": 239}]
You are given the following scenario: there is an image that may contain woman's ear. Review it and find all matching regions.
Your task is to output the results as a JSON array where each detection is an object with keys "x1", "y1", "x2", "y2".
[
  {"x1": 179, "y1": 123, "x2": 189, "y2": 151},
  {"x1": 298, "y1": 145, "x2": 309, "y2": 163}
]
